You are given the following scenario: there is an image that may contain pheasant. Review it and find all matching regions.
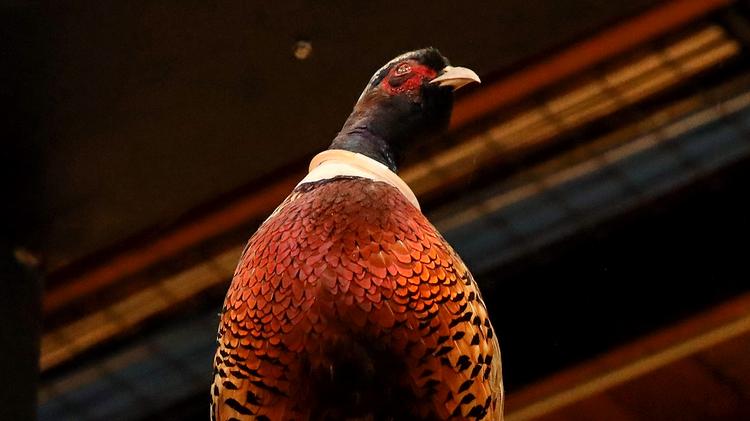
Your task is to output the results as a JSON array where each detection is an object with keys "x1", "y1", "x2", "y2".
[{"x1": 212, "y1": 48, "x2": 503, "y2": 420}]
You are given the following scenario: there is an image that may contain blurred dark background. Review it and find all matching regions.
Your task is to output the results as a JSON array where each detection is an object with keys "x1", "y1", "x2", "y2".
[{"x1": 4, "y1": 0, "x2": 750, "y2": 420}]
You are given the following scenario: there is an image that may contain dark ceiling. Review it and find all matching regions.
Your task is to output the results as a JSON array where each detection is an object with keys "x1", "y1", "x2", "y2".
[{"x1": 25, "y1": 0, "x2": 657, "y2": 269}]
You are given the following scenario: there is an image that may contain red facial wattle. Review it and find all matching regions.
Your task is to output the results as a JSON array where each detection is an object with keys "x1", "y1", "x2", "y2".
[{"x1": 380, "y1": 62, "x2": 438, "y2": 96}]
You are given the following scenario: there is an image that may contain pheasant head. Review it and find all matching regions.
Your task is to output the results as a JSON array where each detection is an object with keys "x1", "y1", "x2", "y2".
[{"x1": 329, "y1": 48, "x2": 480, "y2": 171}]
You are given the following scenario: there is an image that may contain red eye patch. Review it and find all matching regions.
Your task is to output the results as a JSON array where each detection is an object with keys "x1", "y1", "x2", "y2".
[{"x1": 381, "y1": 62, "x2": 437, "y2": 96}]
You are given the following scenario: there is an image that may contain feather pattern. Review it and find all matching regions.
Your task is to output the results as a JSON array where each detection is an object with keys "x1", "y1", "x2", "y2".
[{"x1": 211, "y1": 176, "x2": 503, "y2": 420}]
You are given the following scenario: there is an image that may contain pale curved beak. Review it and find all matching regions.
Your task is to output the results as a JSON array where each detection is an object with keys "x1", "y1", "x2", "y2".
[{"x1": 430, "y1": 65, "x2": 481, "y2": 90}]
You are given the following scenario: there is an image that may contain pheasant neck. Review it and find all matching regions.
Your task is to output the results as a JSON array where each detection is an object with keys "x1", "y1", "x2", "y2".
[{"x1": 329, "y1": 127, "x2": 397, "y2": 172}]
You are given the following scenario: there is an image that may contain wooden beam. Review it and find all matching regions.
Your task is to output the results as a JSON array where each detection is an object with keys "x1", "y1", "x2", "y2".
[
  {"x1": 450, "y1": 0, "x2": 733, "y2": 129},
  {"x1": 43, "y1": 173, "x2": 301, "y2": 313},
  {"x1": 505, "y1": 291, "x2": 750, "y2": 421}
]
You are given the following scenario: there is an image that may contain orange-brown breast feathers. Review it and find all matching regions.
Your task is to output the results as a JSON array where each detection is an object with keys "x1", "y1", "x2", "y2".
[{"x1": 212, "y1": 176, "x2": 503, "y2": 420}]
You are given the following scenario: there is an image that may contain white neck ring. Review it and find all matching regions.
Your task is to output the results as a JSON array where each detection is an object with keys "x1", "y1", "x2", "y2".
[{"x1": 297, "y1": 149, "x2": 420, "y2": 210}]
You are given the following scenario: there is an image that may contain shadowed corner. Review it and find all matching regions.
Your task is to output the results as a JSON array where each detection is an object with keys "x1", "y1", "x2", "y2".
[{"x1": 1, "y1": 2, "x2": 48, "y2": 420}]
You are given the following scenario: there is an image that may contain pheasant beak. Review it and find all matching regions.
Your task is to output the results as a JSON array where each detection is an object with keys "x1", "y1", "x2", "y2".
[{"x1": 430, "y1": 66, "x2": 481, "y2": 91}]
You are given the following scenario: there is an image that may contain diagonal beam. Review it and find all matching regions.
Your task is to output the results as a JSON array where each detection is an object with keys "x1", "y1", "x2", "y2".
[
  {"x1": 451, "y1": 0, "x2": 733, "y2": 129},
  {"x1": 505, "y1": 291, "x2": 750, "y2": 420}
]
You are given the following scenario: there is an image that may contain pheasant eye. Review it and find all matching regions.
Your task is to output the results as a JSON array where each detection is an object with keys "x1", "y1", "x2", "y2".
[{"x1": 394, "y1": 63, "x2": 412, "y2": 76}]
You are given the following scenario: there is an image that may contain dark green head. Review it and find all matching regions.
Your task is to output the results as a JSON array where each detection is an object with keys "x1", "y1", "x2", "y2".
[{"x1": 330, "y1": 48, "x2": 480, "y2": 171}]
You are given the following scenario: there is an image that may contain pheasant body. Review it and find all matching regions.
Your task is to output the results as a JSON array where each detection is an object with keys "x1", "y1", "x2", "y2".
[
  {"x1": 212, "y1": 175, "x2": 502, "y2": 420},
  {"x1": 212, "y1": 47, "x2": 502, "y2": 420}
]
